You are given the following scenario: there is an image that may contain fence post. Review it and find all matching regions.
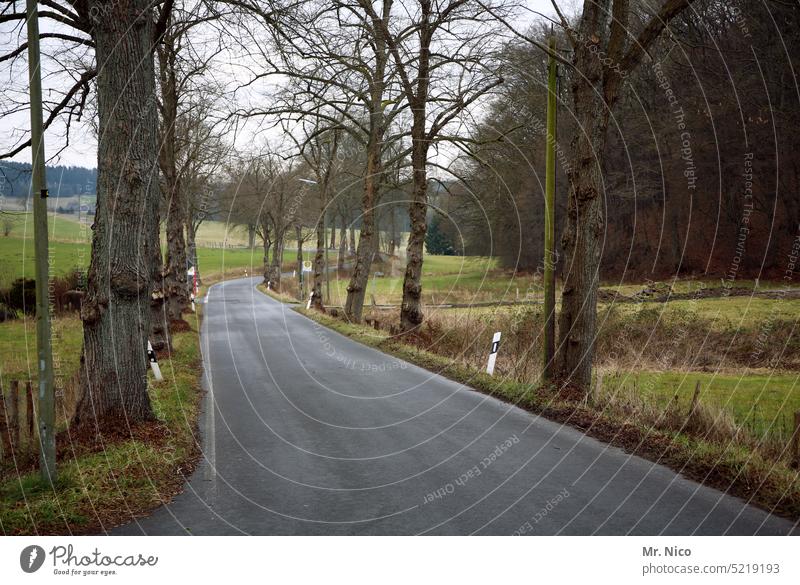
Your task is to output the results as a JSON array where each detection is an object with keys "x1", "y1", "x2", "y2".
[
  {"x1": 26, "y1": 381, "x2": 34, "y2": 443},
  {"x1": 792, "y1": 411, "x2": 800, "y2": 468},
  {"x1": 0, "y1": 383, "x2": 11, "y2": 458},
  {"x1": 9, "y1": 380, "x2": 19, "y2": 451}
]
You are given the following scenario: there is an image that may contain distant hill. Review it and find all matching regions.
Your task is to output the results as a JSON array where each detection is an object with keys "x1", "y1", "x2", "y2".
[{"x1": 0, "y1": 161, "x2": 97, "y2": 199}]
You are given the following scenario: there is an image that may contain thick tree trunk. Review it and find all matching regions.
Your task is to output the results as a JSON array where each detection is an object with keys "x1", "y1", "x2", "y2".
[
  {"x1": 400, "y1": 124, "x2": 429, "y2": 332},
  {"x1": 73, "y1": 1, "x2": 158, "y2": 429},
  {"x1": 158, "y1": 31, "x2": 189, "y2": 325},
  {"x1": 344, "y1": 13, "x2": 387, "y2": 322},
  {"x1": 344, "y1": 161, "x2": 380, "y2": 322},
  {"x1": 555, "y1": 21, "x2": 614, "y2": 391},
  {"x1": 553, "y1": 0, "x2": 694, "y2": 392},
  {"x1": 164, "y1": 188, "x2": 188, "y2": 322}
]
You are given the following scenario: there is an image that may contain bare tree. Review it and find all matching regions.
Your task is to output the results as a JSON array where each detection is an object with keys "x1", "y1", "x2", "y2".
[
  {"x1": 482, "y1": 0, "x2": 699, "y2": 391},
  {"x1": 157, "y1": 1, "x2": 226, "y2": 323},
  {"x1": 358, "y1": 0, "x2": 504, "y2": 331},
  {"x1": 231, "y1": 0, "x2": 408, "y2": 321},
  {"x1": 73, "y1": 0, "x2": 169, "y2": 427},
  {"x1": 288, "y1": 116, "x2": 343, "y2": 310}
]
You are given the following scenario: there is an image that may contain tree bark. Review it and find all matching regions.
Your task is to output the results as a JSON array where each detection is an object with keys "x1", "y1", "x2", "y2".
[
  {"x1": 268, "y1": 226, "x2": 284, "y2": 290},
  {"x1": 555, "y1": 3, "x2": 616, "y2": 390},
  {"x1": 343, "y1": 4, "x2": 388, "y2": 323},
  {"x1": 187, "y1": 219, "x2": 200, "y2": 283},
  {"x1": 388, "y1": 207, "x2": 396, "y2": 257},
  {"x1": 349, "y1": 224, "x2": 356, "y2": 255},
  {"x1": 344, "y1": 158, "x2": 379, "y2": 322},
  {"x1": 248, "y1": 224, "x2": 256, "y2": 249},
  {"x1": 150, "y1": 231, "x2": 170, "y2": 353},
  {"x1": 338, "y1": 219, "x2": 347, "y2": 271},
  {"x1": 73, "y1": 0, "x2": 159, "y2": 429},
  {"x1": 261, "y1": 219, "x2": 272, "y2": 284},
  {"x1": 158, "y1": 29, "x2": 189, "y2": 324},
  {"x1": 311, "y1": 206, "x2": 326, "y2": 311},
  {"x1": 296, "y1": 224, "x2": 304, "y2": 298},
  {"x1": 329, "y1": 213, "x2": 336, "y2": 250},
  {"x1": 400, "y1": 121, "x2": 429, "y2": 332}
]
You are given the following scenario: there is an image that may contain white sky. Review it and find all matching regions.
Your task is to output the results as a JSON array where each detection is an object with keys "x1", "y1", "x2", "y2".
[{"x1": 0, "y1": 0, "x2": 563, "y2": 170}]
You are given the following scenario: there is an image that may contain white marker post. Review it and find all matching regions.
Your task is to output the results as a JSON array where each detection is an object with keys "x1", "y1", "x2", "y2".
[
  {"x1": 486, "y1": 332, "x2": 502, "y2": 375},
  {"x1": 187, "y1": 266, "x2": 197, "y2": 311},
  {"x1": 306, "y1": 291, "x2": 314, "y2": 310},
  {"x1": 147, "y1": 340, "x2": 163, "y2": 381}
]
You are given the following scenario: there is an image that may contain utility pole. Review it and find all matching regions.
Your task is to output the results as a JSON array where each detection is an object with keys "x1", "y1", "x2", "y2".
[
  {"x1": 542, "y1": 34, "x2": 557, "y2": 383},
  {"x1": 26, "y1": 0, "x2": 56, "y2": 483},
  {"x1": 324, "y1": 212, "x2": 331, "y2": 304}
]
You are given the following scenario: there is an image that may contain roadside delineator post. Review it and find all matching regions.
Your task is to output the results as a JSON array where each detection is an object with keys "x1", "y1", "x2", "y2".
[
  {"x1": 147, "y1": 341, "x2": 163, "y2": 381},
  {"x1": 486, "y1": 332, "x2": 502, "y2": 375},
  {"x1": 188, "y1": 266, "x2": 198, "y2": 311},
  {"x1": 306, "y1": 292, "x2": 314, "y2": 310}
]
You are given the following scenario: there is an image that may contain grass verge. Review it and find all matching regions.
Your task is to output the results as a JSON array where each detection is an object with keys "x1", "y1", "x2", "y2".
[{"x1": 0, "y1": 324, "x2": 204, "y2": 535}]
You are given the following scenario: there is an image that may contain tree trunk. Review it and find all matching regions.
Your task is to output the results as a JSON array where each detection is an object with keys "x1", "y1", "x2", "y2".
[
  {"x1": 268, "y1": 227, "x2": 283, "y2": 290},
  {"x1": 261, "y1": 220, "x2": 272, "y2": 285},
  {"x1": 311, "y1": 205, "x2": 326, "y2": 311},
  {"x1": 338, "y1": 219, "x2": 347, "y2": 271},
  {"x1": 344, "y1": 12, "x2": 388, "y2": 322},
  {"x1": 296, "y1": 224, "x2": 304, "y2": 298},
  {"x1": 73, "y1": 0, "x2": 158, "y2": 429},
  {"x1": 555, "y1": 18, "x2": 615, "y2": 392},
  {"x1": 150, "y1": 233, "x2": 170, "y2": 353},
  {"x1": 187, "y1": 219, "x2": 200, "y2": 284},
  {"x1": 388, "y1": 207, "x2": 396, "y2": 257},
  {"x1": 158, "y1": 32, "x2": 189, "y2": 324},
  {"x1": 400, "y1": 118, "x2": 429, "y2": 332},
  {"x1": 248, "y1": 224, "x2": 256, "y2": 249},
  {"x1": 163, "y1": 188, "x2": 188, "y2": 322},
  {"x1": 329, "y1": 213, "x2": 336, "y2": 250},
  {"x1": 349, "y1": 225, "x2": 357, "y2": 255}
]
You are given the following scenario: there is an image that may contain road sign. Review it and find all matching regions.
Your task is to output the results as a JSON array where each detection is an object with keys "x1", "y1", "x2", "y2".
[{"x1": 302, "y1": 260, "x2": 313, "y2": 273}]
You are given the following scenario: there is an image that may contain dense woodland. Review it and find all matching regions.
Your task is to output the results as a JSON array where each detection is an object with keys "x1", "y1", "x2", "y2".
[
  {"x1": 447, "y1": 0, "x2": 800, "y2": 281},
  {"x1": 0, "y1": 161, "x2": 96, "y2": 199}
]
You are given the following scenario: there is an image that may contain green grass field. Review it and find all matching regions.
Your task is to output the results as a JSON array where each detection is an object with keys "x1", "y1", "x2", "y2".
[
  {"x1": 2, "y1": 211, "x2": 91, "y2": 243},
  {"x1": 601, "y1": 369, "x2": 800, "y2": 438},
  {"x1": 0, "y1": 326, "x2": 203, "y2": 534}
]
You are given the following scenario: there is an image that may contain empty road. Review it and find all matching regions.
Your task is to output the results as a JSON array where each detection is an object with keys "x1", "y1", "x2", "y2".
[{"x1": 113, "y1": 277, "x2": 797, "y2": 535}]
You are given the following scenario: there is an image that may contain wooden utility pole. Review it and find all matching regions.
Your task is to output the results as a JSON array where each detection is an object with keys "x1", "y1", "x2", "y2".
[
  {"x1": 542, "y1": 34, "x2": 557, "y2": 383},
  {"x1": 26, "y1": 0, "x2": 57, "y2": 483}
]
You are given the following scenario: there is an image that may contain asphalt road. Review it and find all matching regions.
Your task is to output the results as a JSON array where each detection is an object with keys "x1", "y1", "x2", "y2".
[{"x1": 113, "y1": 277, "x2": 798, "y2": 535}]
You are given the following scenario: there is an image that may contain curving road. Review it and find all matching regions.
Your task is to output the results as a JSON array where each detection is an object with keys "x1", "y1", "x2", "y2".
[{"x1": 112, "y1": 277, "x2": 798, "y2": 535}]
